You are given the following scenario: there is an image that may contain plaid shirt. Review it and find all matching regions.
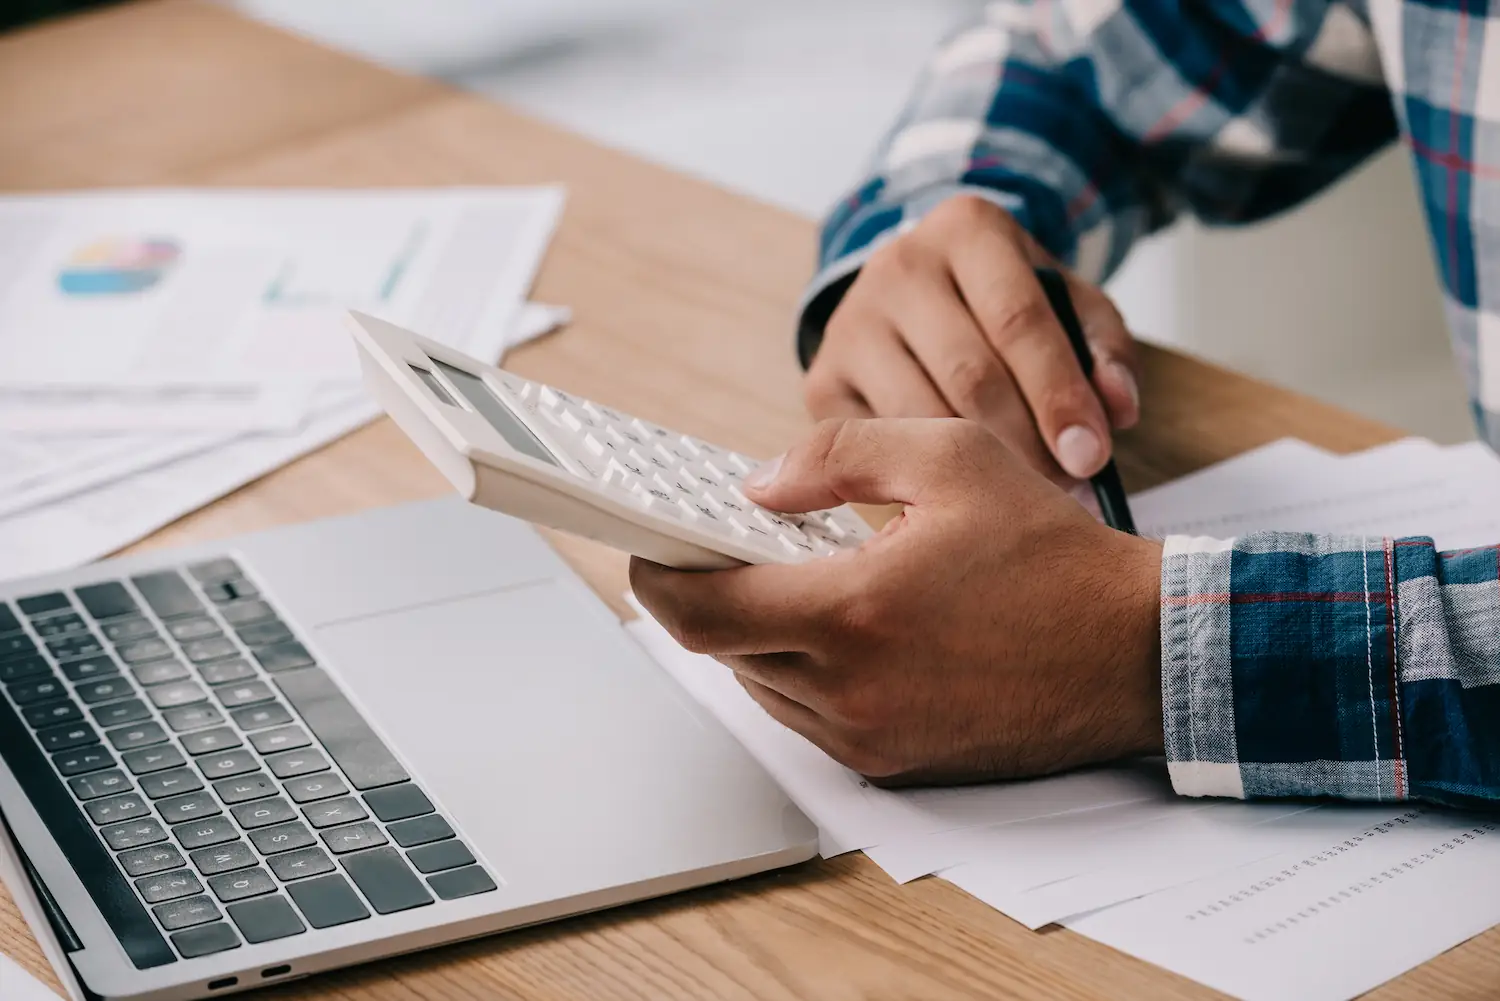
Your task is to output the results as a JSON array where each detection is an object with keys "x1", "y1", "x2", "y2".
[{"x1": 800, "y1": 0, "x2": 1500, "y2": 807}]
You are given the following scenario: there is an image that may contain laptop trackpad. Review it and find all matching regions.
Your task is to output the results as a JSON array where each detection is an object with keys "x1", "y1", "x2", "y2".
[{"x1": 309, "y1": 579, "x2": 737, "y2": 901}]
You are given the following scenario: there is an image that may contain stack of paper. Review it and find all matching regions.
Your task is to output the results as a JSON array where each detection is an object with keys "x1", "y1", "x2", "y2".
[
  {"x1": 0, "y1": 188, "x2": 566, "y2": 579},
  {"x1": 629, "y1": 435, "x2": 1500, "y2": 1001}
]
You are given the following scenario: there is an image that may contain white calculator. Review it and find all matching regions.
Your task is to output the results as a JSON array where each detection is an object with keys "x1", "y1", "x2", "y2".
[{"x1": 348, "y1": 312, "x2": 874, "y2": 569}]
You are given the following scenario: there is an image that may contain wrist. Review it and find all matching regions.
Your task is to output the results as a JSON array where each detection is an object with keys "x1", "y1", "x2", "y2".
[{"x1": 1106, "y1": 535, "x2": 1165, "y2": 760}]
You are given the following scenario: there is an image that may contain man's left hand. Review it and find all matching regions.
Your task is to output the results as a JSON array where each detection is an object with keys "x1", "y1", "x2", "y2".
[{"x1": 630, "y1": 418, "x2": 1165, "y2": 786}]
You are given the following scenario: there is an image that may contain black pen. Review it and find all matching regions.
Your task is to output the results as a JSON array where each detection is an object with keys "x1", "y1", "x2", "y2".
[{"x1": 1033, "y1": 268, "x2": 1138, "y2": 535}]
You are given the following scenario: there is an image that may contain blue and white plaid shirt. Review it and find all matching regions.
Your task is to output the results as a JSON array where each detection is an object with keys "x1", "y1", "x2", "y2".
[{"x1": 800, "y1": 0, "x2": 1500, "y2": 808}]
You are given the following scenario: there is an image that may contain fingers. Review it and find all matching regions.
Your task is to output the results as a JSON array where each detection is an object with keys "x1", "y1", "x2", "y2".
[
  {"x1": 1064, "y1": 272, "x2": 1141, "y2": 430},
  {"x1": 933, "y1": 203, "x2": 1113, "y2": 479},
  {"x1": 744, "y1": 417, "x2": 988, "y2": 512},
  {"x1": 630, "y1": 556, "x2": 831, "y2": 656},
  {"x1": 804, "y1": 375, "x2": 873, "y2": 421},
  {"x1": 812, "y1": 320, "x2": 951, "y2": 419}
]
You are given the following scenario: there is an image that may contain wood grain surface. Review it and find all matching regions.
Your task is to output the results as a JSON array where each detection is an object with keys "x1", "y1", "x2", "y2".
[{"x1": 3, "y1": 4, "x2": 1489, "y2": 999}]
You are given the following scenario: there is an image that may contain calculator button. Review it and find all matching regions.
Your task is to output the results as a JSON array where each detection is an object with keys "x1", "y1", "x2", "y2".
[
  {"x1": 677, "y1": 436, "x2": 702, "y2": 458},
  {"x1": 728, "y1": 516, "x2": 772, "y2": 541},
  {"x1": 537, "y1": 386, "x2": 563, "y2": 408},
  {"x1": 779, "y1": 535, "x2": 816, "y2": 558},
  {"x1": 558, "y1": 409, "x2": 585, "y2": 432},
  {"x1": 601, "y1": 462, "x2": 640, "y2": 493},
  {"x1": 582, "y1": 434, "x2": 608, "y2": 457},
  {"x1": 634, "y1": 489, "x2": 683, "y2": 520}
]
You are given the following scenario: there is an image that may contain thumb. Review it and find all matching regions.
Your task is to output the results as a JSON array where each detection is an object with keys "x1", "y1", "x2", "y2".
[{"x1": 742, "y1": 418, "x2": 972, "y2": 513}]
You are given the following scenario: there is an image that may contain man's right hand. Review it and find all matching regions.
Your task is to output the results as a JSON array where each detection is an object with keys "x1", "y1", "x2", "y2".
[{"x1": 805, "y1": 194, "x2": 1141, "y2": 484}]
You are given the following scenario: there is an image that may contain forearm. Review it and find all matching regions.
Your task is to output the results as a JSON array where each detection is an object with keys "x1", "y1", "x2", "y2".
[{"x1": 1161, "y1": 533, "x2": 1500, "y2": 809}]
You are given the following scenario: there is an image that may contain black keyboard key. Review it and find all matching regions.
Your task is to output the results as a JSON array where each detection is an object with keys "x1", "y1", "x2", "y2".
[
  {"x1": 226, "y1": 894, "x2": 305, "y2": 944},
  {"x1": 76, "y1": 678, "x2": 133, "y2": 705},
  {"x1": 270, "y1": 846, "x2": 334, "y2": 882},
  {"x1": 250, "y1": 726, "x2": 309, "y2": 755},
  {"x1": 132, "y1": 572, "x2": 203, "y2": 620},
  {"x1": 93, "y1": 699, "x2": 151, "y2": 729},
  {"x1": 191, "y1": 842, "x2": 256, "y2": 876},
  {"x1": 120, "y1": 844, "x2": 185, "y2": 877},
  {"x1": 38, "y1": 722, "x2": 98, "y2": 753},
  {"x1": 122, "y1": 745, "x2": 185, "y2": 776},
  {"x1": 188, "y1": 559, "x2": 242, "y2": 582},
  {"x1": 198, "y1": 658, "x2": 255, "y2": 686},
  {"x1": 155, "y1": 895, "x2": 221, "y2": 931},
  {"x1": 216, "y1": 681, "x2": 272, "y2": 709},
  {"x1": 321, "y1": 821, "x2": 386, "y2": 855},
  {"x1": 183, "y1": 637, "x2": 238, "y2": 664},
  {"x1": 249, "y1": 822, "x2": 315, "y2": 856},
  {"x1": 102, "y1": 818, "x2": 168, "y2": 851},
  {"x1": 61, "y1": 657, "x2": 119, "y2": 683},
  {"x1": 136, "y1": 869, "x2": 202, "y2": 904},
  {"x1": 236, "y1": 620, "x2": 292, "y2": 648},
  {"x1": 165, "y1": 618, "x2": 219, "y2": 642},
  {"x1": 68, "y1": 769, "x2": 131, "y2": 801},
  {"x1": 427, "y1": 865, "x2": 497, "y2": 901},
  {"x1": 174, "y1": 816, "x2": 239, "y2": 851},
  {"x1": 205, "y1": 579, "x2": 258, "y2": 603},
  {"x1": 140, "y1": 768, "x2": 204, "y2": 801},
  {"x1": 197, "y1": 749, "x2": 257, "y2": 781},
  {"x1": 274, "y1": 668, "x2": 406, "y2": 790},
  {"x1": 266, "y1": 749, "x2": 327, "y2": 780},
  {"x1": 387, "y1": 815, "x2": 455, "y2": 849},
  {"x1": 0, "y1": 634, "x2": 35, "y2": 662},
  {"x1": 341, "y1": 846, "x2": 431, "y2": 914},
  {"x1": 9, "y1": 676, "x2": 65, "y2": 705},
  {"x1": 255, "y1": 643, "x2": 314, "y2": 673},
  {"x1": 54, "y1": 746, "x2": 114, "y2": 776},
  {"x1": 86, "y1": 792, "x2": 150, "y2": 825},
  {"x1": 0, "y1": 604, "x2": 18, "y2": 635},
  {"x1": 180, "y1": 727, "x2": 240, "y2": 756},
  {"x1": 102, "y1": 618, "x2": 157, "y2": 643},
  {"x1": 286, "y1": 872, "x2": 368, "y2": 926},
  {"x1": 363, "y1": 783, "x2": 434, "y2": 823},
  {"x1": 0, "y1": 680, "x2": 176, "y2": 970},
  {"x1": 48, "y1": 634, "x2": 103, "y2": 660},
  {"x1": 230, "y1": 702, "x2": 292, "y2": 731},
  {"x1": 157, "y1": 791, "x2": 221, "y2": 825},
  {"x1": 170, "y1": 921, "x2": 239, "y2": 958},
  {"x1": 232, "y1": 797, "x2": 296, "y2": 830},
  {"x1": 147, "y1": 681, "x2": 206, "y2": 710},
  {"x1": 34, "y1": 614, "x2": 86, "y2": 638},
  {"x1": 131, "y1": 659, "x2": 190, "y2": 687},
  {"x1": 107, "y1": 722, "x2": 168, "y2": 751},
  {"x1": 75, "y1": 583, "x2": 140, "y2": 621},
  {"x1": 302, "y1": 797, "x2": 367, "y2": 830},
  {"x1": 208, "y1": 867, "x2": 275, "y2": 903},
  {"x1": 24, "y1": 700, "x2": 83, "y2": 729},
  {"x1": 18, "y1": 593, "x2": 70, "y2": 616},
  {"x1": 0, "y1": 656, "x2": 48, "y2": 683},
  {"x1": 407, "y1": 840, "x2": 475, "y2": 874},
  {"x1": 117, "y1": 639, "x2": 173, "y2": 665},
  {"x1": 162, "y1": 704, "x2": 223, "y2": 733},
  {"x1": 213, "y1": 774, "x2": 275, "y2": 805},
  {"x1": 220, "y1": 601, "x2": 274, "y2": 627},
  {"x1": 284, "y1": 773, "x2": 348, "y2": 804}
]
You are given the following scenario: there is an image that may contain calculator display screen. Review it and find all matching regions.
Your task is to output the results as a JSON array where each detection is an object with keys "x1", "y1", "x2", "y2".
[{"x1": 431, "y1": 360, "x2": 560, "y2": 467}]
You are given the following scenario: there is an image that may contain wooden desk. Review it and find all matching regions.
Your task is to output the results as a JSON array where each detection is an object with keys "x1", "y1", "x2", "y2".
[{"x1": 0, "y1": 3, "x2": 1488, "y2": 998}]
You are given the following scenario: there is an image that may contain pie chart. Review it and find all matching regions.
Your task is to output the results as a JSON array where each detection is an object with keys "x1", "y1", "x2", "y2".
[{"x1": 57, "y1": 237, "x2": 181, "y2": 296}]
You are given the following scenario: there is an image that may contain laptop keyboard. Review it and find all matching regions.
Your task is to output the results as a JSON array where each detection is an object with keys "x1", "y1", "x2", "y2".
[{"x1": 0, "y1": 559, "x2": 496, "y2": 968}]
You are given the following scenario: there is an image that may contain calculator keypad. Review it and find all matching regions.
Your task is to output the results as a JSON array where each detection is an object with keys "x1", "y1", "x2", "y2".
[{"x1": 492, "y1": 374, "x2": 872, "y2": 561}]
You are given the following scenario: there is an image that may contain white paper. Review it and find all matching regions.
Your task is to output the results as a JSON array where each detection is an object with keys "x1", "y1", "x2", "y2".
[
  {"x1": 1068, "y1": 808, "x2": 1500, "y2": 1001},
  {"x1": 0, "y1": 819, "x2": 81, "y2": 1001},
  {"x1": 0, "y1": 188, "x2": 565, "y2": 391}
]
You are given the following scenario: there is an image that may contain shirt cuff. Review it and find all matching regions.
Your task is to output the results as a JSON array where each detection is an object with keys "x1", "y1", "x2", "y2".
[{"x1": 1159, "y1": 532, "x2": 1415, "y2": 803}]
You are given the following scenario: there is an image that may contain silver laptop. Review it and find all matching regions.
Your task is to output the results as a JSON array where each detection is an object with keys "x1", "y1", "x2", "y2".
[{"x1": 0, "y1": 499, "x2": 816, "y2": 1000}]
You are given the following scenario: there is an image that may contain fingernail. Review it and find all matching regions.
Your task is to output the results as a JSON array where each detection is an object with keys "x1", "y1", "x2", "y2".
[
  {"x1": 1109, "y1": 361, "x2": 1140, "y2": 413},
  {"x1": 1056, "y1": 425, "x2": 1104, "y2": 478},
  {"x1": 745, "y1": 453, "x2": 784, "y2": 490}
]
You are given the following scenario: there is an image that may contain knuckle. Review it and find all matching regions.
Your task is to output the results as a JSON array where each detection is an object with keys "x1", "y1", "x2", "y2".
[
  {"x1": 987, "y1": 295, "x2": 1057, "y2": 347},
  {"x1": 828, "y1": 730, "x2": 900, "y2": 780},
  {"x1": 941, "y1": 355, "x2": 1004, "y2": 412},
  {"x1": 928, "y1": 193, "x2": 1002, "y2": 232}
]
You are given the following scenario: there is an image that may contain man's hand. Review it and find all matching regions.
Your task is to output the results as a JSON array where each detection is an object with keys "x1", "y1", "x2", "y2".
[
  {"x1": 630, "y1": 418, "x2": 1164, "y2": 785},
  {"x1": 806, "y1": 195, "x2": 1140, "y2": 484}
]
